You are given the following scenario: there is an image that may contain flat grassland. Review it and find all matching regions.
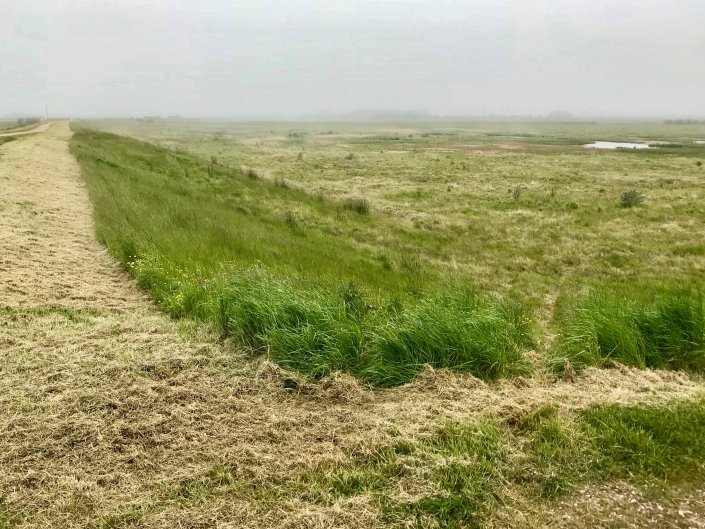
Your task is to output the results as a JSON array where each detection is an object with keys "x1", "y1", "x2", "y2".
[{"x1": 82, "y1": 119, "x2": 705, "y2": 298}]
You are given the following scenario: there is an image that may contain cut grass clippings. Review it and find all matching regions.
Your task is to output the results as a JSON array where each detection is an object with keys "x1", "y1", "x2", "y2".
[
  {"x1": 315, "y1": 399, "x2": 705, "y2": 527},
  {"x1": 155, "y1": 398, "x2": 705, "y2": 529}
]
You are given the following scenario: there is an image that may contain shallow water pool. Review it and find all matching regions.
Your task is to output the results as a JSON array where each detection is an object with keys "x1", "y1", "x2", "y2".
[{"x1": 584, "y1": 141, "x2": 650, "y2": 150}]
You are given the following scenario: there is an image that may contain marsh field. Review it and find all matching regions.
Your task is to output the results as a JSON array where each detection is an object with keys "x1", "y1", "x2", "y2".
[{"x1": 10, "y1": 118, "x2": 696, "y2": 528}]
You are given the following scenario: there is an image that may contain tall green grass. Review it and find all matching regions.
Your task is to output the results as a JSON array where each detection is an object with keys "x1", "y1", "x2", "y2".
[
  {"x1": 70, "y1": 129, "x2": 532, "y2": 385},
  {"x1": 140, "y1": 264, "x2": 531, "y2": 386},
  {"x1": 553, "y1": 287, "x2": 705, "y2": 372}
]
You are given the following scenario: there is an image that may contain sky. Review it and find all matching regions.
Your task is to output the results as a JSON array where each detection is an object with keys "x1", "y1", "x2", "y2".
[{"x1": 1, "y1": 0, "x2": 704, "y2": 119}]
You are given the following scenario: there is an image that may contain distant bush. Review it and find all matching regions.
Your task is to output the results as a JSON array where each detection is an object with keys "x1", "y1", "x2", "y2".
[
  {"x1": 342, "y1": 197, "x2": 370, "y2": 215},
  {"x1": 619, "y1": 190, "x2": 645, "y2": 208},
  {"x1": 376, "y1": 253, "x2": 393, "y2": 271},
  {"x1": 16, "y1": 117, "x2": 40, "y2": 126},
  {"x1": 206, "y1": 156, "x2": 218, "y2": 178},
  {"x1": 345, "y1": 152, "x2": 355, "y2": 160}
]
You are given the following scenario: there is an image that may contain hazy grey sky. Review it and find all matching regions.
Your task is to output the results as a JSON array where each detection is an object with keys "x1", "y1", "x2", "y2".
[{"x1": 2, "y1": 0, "x2": 704, "y2": 118}]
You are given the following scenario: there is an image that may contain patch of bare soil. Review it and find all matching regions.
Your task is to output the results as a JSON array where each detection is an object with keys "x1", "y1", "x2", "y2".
[
  {"x1": 1, "y1": 122, "x2": 704, "y2": 527},
  {"x1": 525, "y1": 482, "x2": 705, "y2": 529}
]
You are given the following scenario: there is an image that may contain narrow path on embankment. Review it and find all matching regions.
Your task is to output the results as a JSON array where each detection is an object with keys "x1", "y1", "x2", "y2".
[{"x1": 0, "y1": 121, "x2": 55, "y2": 137}]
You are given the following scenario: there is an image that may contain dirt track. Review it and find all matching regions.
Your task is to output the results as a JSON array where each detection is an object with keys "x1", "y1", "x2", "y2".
[
  {"x1": 0, "y1": 121, "x2": 55, "y2": 137},
  {"x1": 1, "y1": 122, "x2": 704, "y2": 527}
]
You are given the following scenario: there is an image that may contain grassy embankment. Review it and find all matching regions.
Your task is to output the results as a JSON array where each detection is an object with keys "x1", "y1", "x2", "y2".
[
  {"x1": 70, "y1": 129, "x2": 533, "y2": 386},
  {"x1": 14, "y1": 119, "x2": 698, "y2": 528},
  {"x1": 86, "y1": 120, "x2": 705, "y2": 313},
  {"x1": 71, "y1": 122, "x2": 705, "y2": 383},
  {"x1": 87, "y1": 119, "x2": 705, "y2": 312}
]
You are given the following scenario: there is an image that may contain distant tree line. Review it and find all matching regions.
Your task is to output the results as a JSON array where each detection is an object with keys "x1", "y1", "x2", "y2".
[
  {"x1": 16, "y1": 117, "x2": 41, "y2": 126},
  {"x1": 664, "y1": 119, "x2": 705, "y2": 125}
]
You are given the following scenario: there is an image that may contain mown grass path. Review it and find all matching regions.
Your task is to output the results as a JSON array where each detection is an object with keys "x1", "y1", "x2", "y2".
[
  {"x1": 1, "y1": 122, "x2": 705, "y2": 528},
  {"x1": 0, "y1": 121, "x2": 55, "y2": 137}
]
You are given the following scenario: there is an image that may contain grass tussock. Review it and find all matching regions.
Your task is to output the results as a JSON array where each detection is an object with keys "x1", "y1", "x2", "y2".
[
  {"x1": 341, "y1": 197, "x2": 370, "y2": 215},
  {"x1": 553, "y1": 287, "x2": 705, "y2": 372},
  {"x1": 70, "y1": 129, "x2": 532, "y2": 386},
  {"x1": 620, "y1": 189, "x2": 645, "y2": 207}
]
